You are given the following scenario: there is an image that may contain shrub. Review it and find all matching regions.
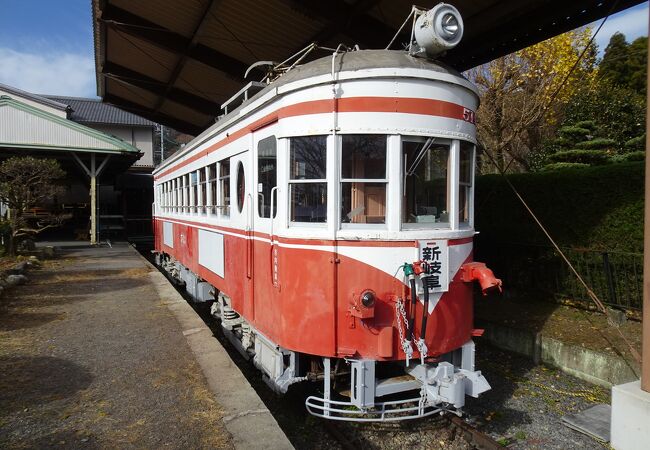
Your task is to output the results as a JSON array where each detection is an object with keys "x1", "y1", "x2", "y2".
[
  {"x1": 541, "y1": 162, "x2": 590, "y2": 171},
  {"x1": 574, "y1": 120, "x2": 597, "y2": 132},
  {"x1": 558, "y1": 126, "x2": 591, "y2": 143},
  {"x1": 575, "y1": 138, "x2": 616, "y2": 150},
  {"x1": 547, "y1": 149, "x2": 610, "y2": 165},
  {"x1": 624, "y1": 135, "x2": 645, "y2": 151},
  {"x1": 610, "y1": 151, "x2": 645, "y2": 163}
]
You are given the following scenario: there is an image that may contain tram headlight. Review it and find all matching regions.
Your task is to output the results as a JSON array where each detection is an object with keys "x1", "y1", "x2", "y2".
[
  {"x1": 440, "y1": 13, "x2": 459, "y2": 40},
  {"x1": 361, "y1": 290, "x2": 376, "y2": 308},
  {"x1": 414, "y1": 3, "x2": 464, "y2": 57}
]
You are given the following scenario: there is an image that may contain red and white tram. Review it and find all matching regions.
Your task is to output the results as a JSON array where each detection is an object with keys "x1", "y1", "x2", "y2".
[{"x1": 153, "y1": 4, "x2": 501, "y2": 421}]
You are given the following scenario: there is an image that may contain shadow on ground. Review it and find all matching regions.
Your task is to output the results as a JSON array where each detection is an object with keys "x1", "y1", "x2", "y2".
[
  {"x1": 0, "y1": 355, "x2": 93, "y2": 414},
  {"x1": 0, "y1": 311, "x2": 64, "y2": 332}
]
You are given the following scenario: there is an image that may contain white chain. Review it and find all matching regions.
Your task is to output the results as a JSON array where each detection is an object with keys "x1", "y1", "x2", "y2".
[{"x1": 395, "y1": 299, "x2": 413, "y2": 366}]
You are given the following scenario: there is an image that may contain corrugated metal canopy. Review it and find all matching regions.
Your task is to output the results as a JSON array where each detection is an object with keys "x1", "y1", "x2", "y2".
[{"x1": 93, "y1": 0, "x2": 644, "y2": 135}]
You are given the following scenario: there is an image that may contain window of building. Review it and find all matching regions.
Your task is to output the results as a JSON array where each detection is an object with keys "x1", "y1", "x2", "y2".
[
  {"x1": 341, "y1": 135, "x2": 387, "y2": 225},
  {"x1": 257, "y1": 136, "x2": 277, "y2": 218},
  {"x1": 289, "y1": 136, "x2": 327, "y2": 223},
  {"x1": 208, "y1": 164, "x2": 217, "y2": 215},
  {"x1": 219, "y1": 159, "x2": 230, "y2": 217},
  {"x1": 459, "y1": 141, "x2": 474, "y2": 225},
  {"x1": 236, "y1": 161, "x2": 245, "y2": 214},
  {"x1": 402, "y1": 138, "x2": 450, "y2": 227}
]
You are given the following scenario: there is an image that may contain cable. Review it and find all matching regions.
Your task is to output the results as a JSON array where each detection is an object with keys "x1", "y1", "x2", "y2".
[
  {"x1": 542, "y1": 0, "x2": 621, "y2": 117},
  {"x1": 208, "y1": 10, "x2": 260, "y2": 61},
  {"x1": 481, "y1": 148, "x2": 641, "y2": 364}
]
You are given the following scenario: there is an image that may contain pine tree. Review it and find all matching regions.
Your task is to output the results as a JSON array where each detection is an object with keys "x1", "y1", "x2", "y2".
[
  {"x1": 627, "y1": 36, "x2": 647, "y2": 94},
  {"x1": 600, "y1": 32, "x2": 631, "y2": 87}
]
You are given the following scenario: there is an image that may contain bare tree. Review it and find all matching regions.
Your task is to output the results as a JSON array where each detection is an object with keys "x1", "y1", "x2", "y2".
[
  {"x1": 467, "y1": 29, "x2": 596, "y2": 173},
  {"x1": 0, "y1": 157, "x2": 67, "y2": 255}
]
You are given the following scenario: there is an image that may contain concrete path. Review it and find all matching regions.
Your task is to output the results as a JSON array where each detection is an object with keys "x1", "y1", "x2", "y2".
[{"x1": 0, "y1": 243, "x2": 292, "y2": 449}]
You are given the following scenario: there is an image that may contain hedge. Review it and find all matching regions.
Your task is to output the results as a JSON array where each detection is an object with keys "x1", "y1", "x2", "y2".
[
  {"x1": 475, "y1": 161, "x2": 644, "y2": 253},
  {"x1": 540, "y1": 162, "x2": 590, "y2": 171}
]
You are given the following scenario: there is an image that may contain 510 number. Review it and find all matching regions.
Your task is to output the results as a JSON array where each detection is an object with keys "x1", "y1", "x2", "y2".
[{"x1": 462, "y1": 108, "x2": 476, "y2": 124}]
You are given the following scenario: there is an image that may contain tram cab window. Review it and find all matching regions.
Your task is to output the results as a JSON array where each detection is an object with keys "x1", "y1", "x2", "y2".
[
  {"x1": 459, "y1": 141, "x2": 474, "y2": 225},
  {"x1": 289, "y1": 136, "x2": 327, "y2": 223},
  {"x1": 219, "y1": 159, "x2": 230, "y2": 217},
  {"x1": 402, "y1": 138, "x2": 450, "y2": 227},
  {"x1": 341, "y1": 135, "x2": 387, "y2": 225},
  {"x1": 257, "y1": 136, "x2": 277, "y2": 218}
]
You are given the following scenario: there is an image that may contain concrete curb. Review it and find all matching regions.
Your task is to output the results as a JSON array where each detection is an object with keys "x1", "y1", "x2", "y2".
[
  {"x1": 479, "y1": 320, "x2": 640, "y2": 387},
  {"x1": 132, "y1": 246, "x2": 294, "y2": 450}
]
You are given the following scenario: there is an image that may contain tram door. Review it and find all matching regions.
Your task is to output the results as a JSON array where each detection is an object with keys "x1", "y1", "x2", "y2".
[
  {"x1": 230, "y1": 150, "x2": 255, "y2": 320},
  {"x1": 252, "y1": 128, "x2": 279, "y2": 334}
]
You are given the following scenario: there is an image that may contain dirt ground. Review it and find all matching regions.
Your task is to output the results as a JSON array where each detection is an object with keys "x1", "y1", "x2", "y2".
[
  {"x1": 0, "y1": 245, "x2": 232, "y2": 449},
  {"x1": 475, "y1": 296, "x2": 642, "y2": 367}
]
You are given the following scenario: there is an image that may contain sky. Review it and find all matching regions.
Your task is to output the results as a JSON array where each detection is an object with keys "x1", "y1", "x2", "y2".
[{"x1": 0, "y1": 0, "x2": 648, "y2": 98}]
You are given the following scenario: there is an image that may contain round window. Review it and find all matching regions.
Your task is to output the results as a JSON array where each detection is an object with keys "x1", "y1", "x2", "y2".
[{"x1": 236, "y1": 161, "x2": 245, "y2": 213}]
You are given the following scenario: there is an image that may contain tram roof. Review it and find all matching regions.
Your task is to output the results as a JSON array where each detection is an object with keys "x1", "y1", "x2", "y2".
[{"x1": 93, "y1": 0, "x2": 643, "y2": 135}]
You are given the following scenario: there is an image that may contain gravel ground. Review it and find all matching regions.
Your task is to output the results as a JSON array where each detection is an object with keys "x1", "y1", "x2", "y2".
[
  {"x1": 2, "y1": 242, "x2": 607, "y2": 449},
  {"x1": 193, "y1": 298, "x2": 610, "y2": 450},
  {"x1": 465, "y1": 342, "x2": 611, "y2": 449},
  {"x1": 0, "y1": 245, "x2": 232, "y2": 449}
]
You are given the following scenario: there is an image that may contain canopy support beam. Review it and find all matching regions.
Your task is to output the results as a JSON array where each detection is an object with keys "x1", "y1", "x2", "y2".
[{"x1": 70, "y1": 152, "x2": 111, "y2": 245}]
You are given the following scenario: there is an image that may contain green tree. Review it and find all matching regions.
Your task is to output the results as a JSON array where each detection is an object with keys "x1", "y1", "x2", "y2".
[
  {"x1": 599, "y1": 33, "x2": 647, "y2": 94},
  {"x1": 563, "y1": 82, "x2": 646, "y2": 150},
  {"x1": 627, "y1": 36, "x2": 647, "y2": 93},
  {"x1": 600, "y1": 32, "x2": 631, "y2": 86},
  {"x1": 0, "y1": 157, "x2": 67, "y2": 255}
]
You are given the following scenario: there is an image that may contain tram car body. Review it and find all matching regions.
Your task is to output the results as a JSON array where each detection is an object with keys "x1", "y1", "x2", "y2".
[{"x1": 153, "y1": 4, "x2": 501, "y2": 421}]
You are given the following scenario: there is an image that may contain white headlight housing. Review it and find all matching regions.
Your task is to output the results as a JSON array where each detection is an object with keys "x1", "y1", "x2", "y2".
[{"x1": 414, "y1": 3, "x2": 464, "y2": 57}]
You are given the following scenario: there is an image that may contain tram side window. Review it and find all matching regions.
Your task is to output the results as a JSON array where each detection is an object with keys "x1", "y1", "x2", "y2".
[
  {"x1": 219, "y1": 159, "x2": 230, "y2": 218},
  {"x1": 459, "y1": 141, "x2": 474, "y2": 225},
  {"x1": 341, "y1": 135, "x2": 387, "y2": 224},
  {"x1": 199, "y1": 169, "x2": 206, "y2": 214},
  {"x1": 174, "y1": 178, "x2": 179, "y2": 212},
  {"x1": 184, "y1": 174, "x2": 190, "y2": 213},
  {"x1": 160, "y1": 183, "x2": 165, "y2": 209},
  {"x1": 289, "y1": 136, "x2": 327, "y2": 223},
  {"x1": 208, "y1": 164, "x2": 217, "y2": 215},
  {"x1": 402, "y1": 138, "x2": 450, "y2": 227},
  {"x1": 191, "y1": 172, "x2": 199, "y2": 213},
  {"x1": 257, "y1": 136, "x2": 277, "y2": 218}
]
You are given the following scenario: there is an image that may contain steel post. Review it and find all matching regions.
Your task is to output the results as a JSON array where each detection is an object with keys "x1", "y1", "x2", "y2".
[
  {"x1": 90, "y1": 154, "x2": 97, "y2": 245},
  {"x1": 641, "y1": 15, "x2": 650, "y2": 392}
]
